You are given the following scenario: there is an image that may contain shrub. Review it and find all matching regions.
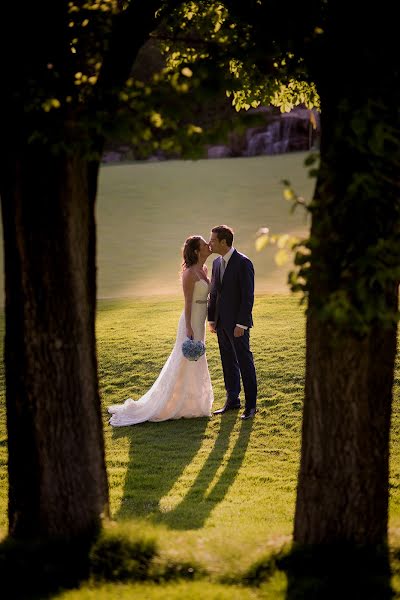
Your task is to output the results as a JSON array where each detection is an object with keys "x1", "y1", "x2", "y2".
[{"x1": 89, "y1": 528, "x2": 157, "y2": 582}]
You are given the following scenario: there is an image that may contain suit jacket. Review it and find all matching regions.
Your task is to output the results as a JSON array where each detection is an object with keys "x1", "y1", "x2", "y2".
[{"x1": 208, "y1": 249, "x2": 254, "y2": 329}]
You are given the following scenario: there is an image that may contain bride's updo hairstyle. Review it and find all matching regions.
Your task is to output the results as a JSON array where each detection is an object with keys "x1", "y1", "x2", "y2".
[{"x1": 181, "y1": 236, "x2": 202, "y2": 271}]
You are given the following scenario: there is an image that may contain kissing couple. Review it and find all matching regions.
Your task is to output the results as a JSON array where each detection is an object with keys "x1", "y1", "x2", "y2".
[{"x1": 108, "y1": 224, "x2": 258, "y2": 425}]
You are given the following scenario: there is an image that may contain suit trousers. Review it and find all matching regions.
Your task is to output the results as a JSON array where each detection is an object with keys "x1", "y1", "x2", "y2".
[{"x1": 217, "y1": 325, "x2": 257, "y2": 410}]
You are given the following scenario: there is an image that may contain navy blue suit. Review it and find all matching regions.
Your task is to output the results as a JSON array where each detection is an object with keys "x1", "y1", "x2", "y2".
[{"x1": 208, "y1": 249, "x2": 257, "y2": 410}]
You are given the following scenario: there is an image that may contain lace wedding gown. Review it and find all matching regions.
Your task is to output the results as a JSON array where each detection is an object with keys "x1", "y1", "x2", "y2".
[{"x1": 108, "y1": 279, "x2": 214, "y2": 426}]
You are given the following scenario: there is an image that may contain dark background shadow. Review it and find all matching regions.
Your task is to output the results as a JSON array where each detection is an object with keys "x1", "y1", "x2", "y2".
[{"x1": 282, "y1": 544, "x2": 393, "y2": 600}]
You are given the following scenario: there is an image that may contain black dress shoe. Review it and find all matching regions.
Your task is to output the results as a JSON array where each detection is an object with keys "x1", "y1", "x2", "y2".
[
  {"x1": 240, "y1": 408, "x2": 257, "y2": 420},
  {"x1": 213, "y1": 402, "x2": 241, "y2": 415}
]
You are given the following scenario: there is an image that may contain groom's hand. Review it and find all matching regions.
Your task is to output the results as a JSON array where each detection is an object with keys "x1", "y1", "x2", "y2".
[
  {"x1": 209, "y1": 322, "x2": 216, "y2": 334},
  {"x1": 234, "y1": 326, "x2": 245, "y2": 337}
]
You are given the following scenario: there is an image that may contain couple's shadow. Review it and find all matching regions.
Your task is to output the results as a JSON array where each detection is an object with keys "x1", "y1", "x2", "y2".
[{"x1": 112, "y1": 412, "x2": 253, "y2": 530}]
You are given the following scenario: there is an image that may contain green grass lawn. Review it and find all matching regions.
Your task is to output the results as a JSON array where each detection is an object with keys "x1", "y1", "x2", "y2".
[
  {"x1": 1, "y1": 294, "x2": 400, "y2": 598},
  {"x1": 0, "y1": 152, "x2": 315, "y2": 305},
  {"x1": 94, "y1": 153, "x2": 313, "y2": 299},
  {"x1": 99, "y1": 294, "x2": 305, "y2": 577}
]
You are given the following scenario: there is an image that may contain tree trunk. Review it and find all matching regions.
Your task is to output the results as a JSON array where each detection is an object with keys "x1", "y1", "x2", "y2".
[
  {"x1": 293, "y1": 79, "x2": 399, "y2": 545},
  {"x1": 294, "y1": 308, "x2": 397, "y2": 545},
  {"x1": 0, "y1": 146, "x2": 109, "y2": 541}
]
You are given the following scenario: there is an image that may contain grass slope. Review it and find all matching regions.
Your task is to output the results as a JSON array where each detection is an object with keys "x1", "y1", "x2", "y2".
[{"x1": 0, "y1": 152, "x2": 315, "y2": 306}]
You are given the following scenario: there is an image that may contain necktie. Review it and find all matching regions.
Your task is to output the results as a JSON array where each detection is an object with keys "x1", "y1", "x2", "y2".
[{"x1": 220, "y1": 257, "x2": 226, "y2": 282}]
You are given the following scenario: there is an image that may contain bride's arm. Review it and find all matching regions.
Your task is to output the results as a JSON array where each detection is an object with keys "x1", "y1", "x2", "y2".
[{"x1": 182, "y1": 269, "x2": 195, "y2": 339}]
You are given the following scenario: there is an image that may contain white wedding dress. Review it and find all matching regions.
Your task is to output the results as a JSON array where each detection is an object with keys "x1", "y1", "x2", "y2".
[{"x1": 108, "y1": 279, "x2": 214, "y2": 426}]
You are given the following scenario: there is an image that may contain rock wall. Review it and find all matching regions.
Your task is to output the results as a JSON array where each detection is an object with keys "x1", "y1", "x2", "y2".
[
  {"x1": 102, "y1": 106, "x2": 320, "y2": 163},
  {"x1": 207, "y1": 107, "x2": 320, "y2": 159}
]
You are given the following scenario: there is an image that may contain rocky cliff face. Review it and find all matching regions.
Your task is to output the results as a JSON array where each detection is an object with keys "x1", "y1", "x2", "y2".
[
  {"x1": 207, "y1": 107, "x2": 320, "y2": 159},
  {"x1": 102, "y1": 106, "x2": 320, "y2": 163}
]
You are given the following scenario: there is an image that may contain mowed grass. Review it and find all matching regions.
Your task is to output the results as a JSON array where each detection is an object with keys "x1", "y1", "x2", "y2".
[
  {"x1": 94, "y1": 154, "x2": 313, "y2": 299},
  {"x1": 99, "y1": 294, "x2": 305, "y2": 577},
  {"x1": 0, "y1": 153, "x2": 315, "y2": 305},
  {"x1": 1, "y1": 295, "x2": 400, "y2": 597}
]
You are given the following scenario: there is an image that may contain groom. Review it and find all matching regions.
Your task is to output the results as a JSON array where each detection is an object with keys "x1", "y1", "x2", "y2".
[{"x1": 208, "y1": 225, "x2": 257, "y2": 420}]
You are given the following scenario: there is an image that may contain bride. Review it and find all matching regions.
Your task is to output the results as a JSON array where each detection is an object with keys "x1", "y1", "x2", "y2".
[{"x1": 108, "y1": 236, "x2": 214, "y2": 426}]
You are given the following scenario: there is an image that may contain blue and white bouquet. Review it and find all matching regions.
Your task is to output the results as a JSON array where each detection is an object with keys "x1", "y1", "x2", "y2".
[{"x1": 182, "y1": 338, "x2": 206, "y2": 361}]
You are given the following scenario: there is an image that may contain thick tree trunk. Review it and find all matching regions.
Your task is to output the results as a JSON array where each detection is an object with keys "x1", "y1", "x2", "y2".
[
  {"x1": 0, "y1": 146, "x2": 109, "y2": 540},
  {"x1": 293, "y1": 80, "x2": 399, "y2": 546},
  {"x1": 0, "y1": 0, "x2": 162, "y2": 554},
  {"x1": 294, "y1": 308, "x2": 397, "y2": 545}
]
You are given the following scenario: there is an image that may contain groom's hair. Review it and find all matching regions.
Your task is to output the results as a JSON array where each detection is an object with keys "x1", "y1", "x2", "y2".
[{"x1": 211, "y1": 225, "x2": 234, "y2": 247}]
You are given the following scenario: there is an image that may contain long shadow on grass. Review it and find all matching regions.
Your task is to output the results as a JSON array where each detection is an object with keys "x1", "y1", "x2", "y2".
[
  {"x1": 112, "y1": 417, "x2": 209, "y2": 521},
  {"x1": 158, "y1": 414, "x2": 253, "y2": 530},
  {"x1": 111, "y1": 412, "x2": 251, "y2": 530}
]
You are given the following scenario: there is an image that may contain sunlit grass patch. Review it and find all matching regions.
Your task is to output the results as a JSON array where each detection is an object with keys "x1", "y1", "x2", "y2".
[{"x1": 0, "y1": 293, "x2": 400, "y2": 598}]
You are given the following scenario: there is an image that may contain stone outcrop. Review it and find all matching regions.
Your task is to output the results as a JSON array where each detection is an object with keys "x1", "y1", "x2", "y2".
[
  {"x1": 206, "y1": 107, "x2": 320, "y2": 159},
  {"x1": 102, "y1": 106, "x2": 320, "y2": 163}
]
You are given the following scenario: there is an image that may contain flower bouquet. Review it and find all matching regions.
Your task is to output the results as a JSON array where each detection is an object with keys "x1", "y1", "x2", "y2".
[{"x1": 182, "y1": 338, "x2": 206, "y2": 361}]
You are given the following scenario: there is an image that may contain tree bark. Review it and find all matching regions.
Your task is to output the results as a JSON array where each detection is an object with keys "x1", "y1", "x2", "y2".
[
  {"x1": 294, "y1": 308, "x2": 397, "y2": 545},
  {"x1": 1, "y1": 146, "x2": 109, "y2": 540},
  {"x1": 290, "y1": 0, "x2": 400, "y2": 547},
  {"x1": 0, "y1": 0, "x2": 168, "y2": 549},
  {"x1": 294, "y1": 83, "x2": 399, "y2": 546}
]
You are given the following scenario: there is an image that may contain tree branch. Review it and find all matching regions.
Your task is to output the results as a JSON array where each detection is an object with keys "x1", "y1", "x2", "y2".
[{"x1": 96, "y1": 0, "x2": 184, "y2": 98}]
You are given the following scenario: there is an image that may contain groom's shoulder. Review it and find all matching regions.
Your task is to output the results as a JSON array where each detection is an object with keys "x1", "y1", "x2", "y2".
[{"x1": 235, "y1": 250, "x2": 253, "y2": 266}]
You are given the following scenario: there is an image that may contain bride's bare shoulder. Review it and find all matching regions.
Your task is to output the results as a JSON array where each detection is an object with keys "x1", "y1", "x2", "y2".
[{"x1": 182, "y1": 267, "x2": 197, "y2": 282}]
